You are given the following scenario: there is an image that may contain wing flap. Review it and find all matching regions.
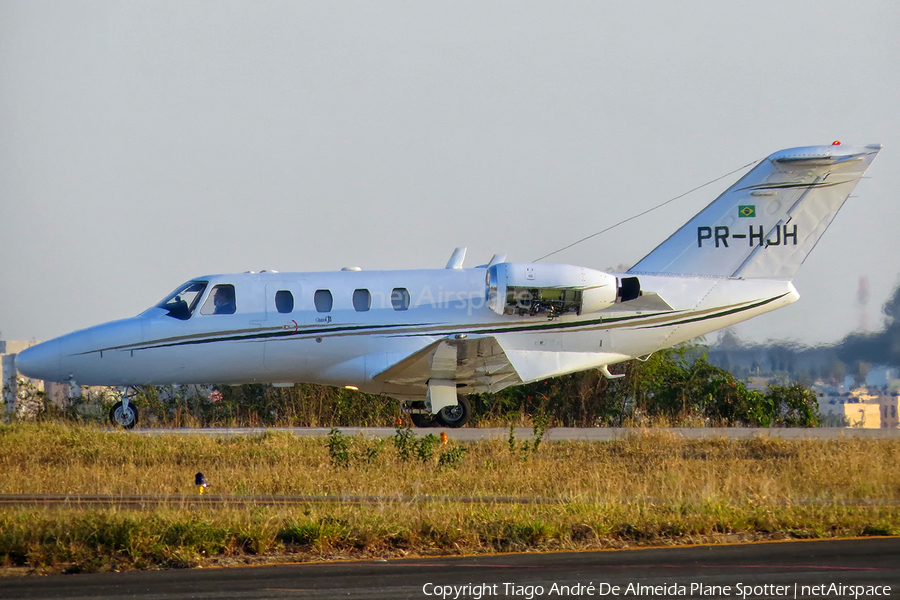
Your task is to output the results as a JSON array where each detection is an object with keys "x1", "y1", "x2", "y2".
[
  {"x1": 373, "y1": 334, "x2": 632, "y2": 395},
  {"x1": 372, "y1": 336, "x2": 522, "y2": 394}
]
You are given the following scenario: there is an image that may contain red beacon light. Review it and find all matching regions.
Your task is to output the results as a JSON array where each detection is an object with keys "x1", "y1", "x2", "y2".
[{"x1": 832, "y1": 140, "x2": 842, "y2": 145}]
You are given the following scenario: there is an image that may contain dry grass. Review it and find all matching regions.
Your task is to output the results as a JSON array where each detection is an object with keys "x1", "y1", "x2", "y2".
[
  {"x1": 0, "y1": 423, "x2": 897, "y2": 574},
  {"x1": 1, "y1": 424, "x2": 897, "y2": 502}
]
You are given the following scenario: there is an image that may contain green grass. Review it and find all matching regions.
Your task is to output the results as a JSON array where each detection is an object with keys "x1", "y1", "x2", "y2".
[{"x1": 2, "y1": 503, "x2": 896, "y2": 575}]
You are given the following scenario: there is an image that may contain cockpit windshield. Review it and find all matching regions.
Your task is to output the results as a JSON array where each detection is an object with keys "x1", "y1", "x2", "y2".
[{"x1": 155, "y1": 281, "x2": 209, "y2": 320}]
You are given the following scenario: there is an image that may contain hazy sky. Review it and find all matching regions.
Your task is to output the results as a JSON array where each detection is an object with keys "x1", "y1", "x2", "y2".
[{"x1": 1, "y1": 1, "x2": 898, "y2": 345}]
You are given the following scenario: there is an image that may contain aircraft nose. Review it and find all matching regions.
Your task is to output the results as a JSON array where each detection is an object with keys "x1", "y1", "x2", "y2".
[{"x1": 14, "y1": 339, "x2": 62, "y2": 382}]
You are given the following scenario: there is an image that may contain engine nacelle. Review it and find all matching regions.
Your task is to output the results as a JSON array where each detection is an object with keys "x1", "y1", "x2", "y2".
[{"x1": 487, "y1": 263, "x2": 626, "y2": 317}]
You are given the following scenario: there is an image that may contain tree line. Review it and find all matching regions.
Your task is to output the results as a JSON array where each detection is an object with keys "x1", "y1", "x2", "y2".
[{"x1": 92, "y1": 344, "x2": 819, "y2": 428}]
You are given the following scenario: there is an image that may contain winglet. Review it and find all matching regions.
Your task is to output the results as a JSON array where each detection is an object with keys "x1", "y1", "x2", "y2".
[{"x1": 446, "y1": 247, "x2": 467, "y2": 269}]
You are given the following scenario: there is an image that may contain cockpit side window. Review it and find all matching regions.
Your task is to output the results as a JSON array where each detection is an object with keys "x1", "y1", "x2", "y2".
[
  {"x1": 200, "y1": 284, "x2": 237, "y2": 315},
  {"x1": 156, "y1": 281, "x2": 209, "y2": 320}
]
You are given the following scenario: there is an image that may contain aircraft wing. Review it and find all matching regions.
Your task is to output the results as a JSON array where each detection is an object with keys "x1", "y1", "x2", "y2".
[
  {"x1": 373, "y1": 333, "x2": 631, "y2": 397},
  {"x1": 372, "y1": 336, "x2": 521, "y2": 395}
]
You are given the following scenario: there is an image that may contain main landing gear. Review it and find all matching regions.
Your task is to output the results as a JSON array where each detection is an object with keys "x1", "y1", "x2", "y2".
[
  {"x1": 109, "y1": 387, "x2": 139, "y2": 429},
  {"x1": 405, "y1": 396, "x2": 472, "y2": 428},
  {"x1": 436, "y1": 396, "x2": 471, "y2": 427},
  {"x1": 410, "y1": 411, "x2": 437, "y2": 428}
]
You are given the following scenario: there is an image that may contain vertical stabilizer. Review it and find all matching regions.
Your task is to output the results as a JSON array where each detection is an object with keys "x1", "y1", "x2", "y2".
[{"x1": 628, "y1": 144, "x2": 881, "y2": 279}]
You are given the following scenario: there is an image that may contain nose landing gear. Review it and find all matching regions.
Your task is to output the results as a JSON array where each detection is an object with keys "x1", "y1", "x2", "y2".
[{"x1": 109, "y1": 387, "x2": 139, "y2": 429}]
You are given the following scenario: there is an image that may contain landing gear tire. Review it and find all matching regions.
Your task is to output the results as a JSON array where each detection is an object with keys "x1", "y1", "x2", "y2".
[
  {"x1": 410, "y1": 412, "x2": 437, "y2": 428},
  {"x1": 436, "y1": 396, "x2": 471, "y2": 428},
  {"x1": 110, "y1": 401, "x2": 138, "y2": 429}
]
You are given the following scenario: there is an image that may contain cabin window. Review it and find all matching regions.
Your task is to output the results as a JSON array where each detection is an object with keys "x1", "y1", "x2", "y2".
[
  {"x1": 275, "y1": 290, "x2": 294, "y2": 314},
  {"x1": 314, "y1": 289, "x2": 333, "y2": 313},
  {"x1": 156, "y1": 280, "x2": 208, "y2": 320},
  {"x1": 353, "y1": 289, "x2": 371, "y2": 312},
  {"x1": 200, "y1": 284, "x2": 236, "y2": 315},
  {"x1": 391, "y1": 288, "x2": 410, "y2": 311}
]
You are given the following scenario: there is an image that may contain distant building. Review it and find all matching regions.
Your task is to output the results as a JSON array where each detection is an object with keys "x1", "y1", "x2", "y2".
[
  {"x1": 816, "y1": 387, "x2": 899, "y2": 428},
  {"x1": 879, "y1": 394, "x2": 899, "y2": 428},
  {"x1": 844, "y1": 402, "x2": 883, "y2": 428},
  {"x1": 744, "y1": 376, "x2": 770, "y2": 392}
]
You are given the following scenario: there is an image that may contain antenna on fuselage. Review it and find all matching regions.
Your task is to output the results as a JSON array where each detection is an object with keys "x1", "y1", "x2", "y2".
[
  {"x1": 445, "y1": 247, "x2": 467, "y2": 269},
  {"x1": 532, "y1": 158, "x2": 760, "y2": 262}
]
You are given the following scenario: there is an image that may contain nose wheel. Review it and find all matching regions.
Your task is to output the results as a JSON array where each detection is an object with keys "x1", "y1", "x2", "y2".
[
  {"x1": 110, "y1": 401, "x2": 138, "y2": 428},
  {"x1": 109, "y1": 388, "x2": 139, "y2": 429}
]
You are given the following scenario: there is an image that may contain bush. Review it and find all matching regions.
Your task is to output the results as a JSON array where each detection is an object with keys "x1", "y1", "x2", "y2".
[{"x1": 470, "y1": 345, "x2": 821, "y2": 427}]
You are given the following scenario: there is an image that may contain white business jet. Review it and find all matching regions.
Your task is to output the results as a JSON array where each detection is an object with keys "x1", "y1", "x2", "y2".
[{"x1": 16, "y1": 143, "x2": 882, "y2": 428}]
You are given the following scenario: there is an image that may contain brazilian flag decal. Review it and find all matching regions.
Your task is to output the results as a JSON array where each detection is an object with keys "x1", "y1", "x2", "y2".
[{"x1": 738, "y1": 205, "x2": 756, "y2": 218}]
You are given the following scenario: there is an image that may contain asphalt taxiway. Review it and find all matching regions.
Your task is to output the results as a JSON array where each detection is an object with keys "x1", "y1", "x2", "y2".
[{"x1": 0, "y1": 538, "x2": 896, "y2": 599}]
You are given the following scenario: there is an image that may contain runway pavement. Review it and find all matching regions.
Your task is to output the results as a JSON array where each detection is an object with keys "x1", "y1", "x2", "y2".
[
  {"x1": 0, "y1": 538, "x2": 896, "y2": 599},
  {"x1": 130, "y1": 426, "x2": 900, "y2": 441}
]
